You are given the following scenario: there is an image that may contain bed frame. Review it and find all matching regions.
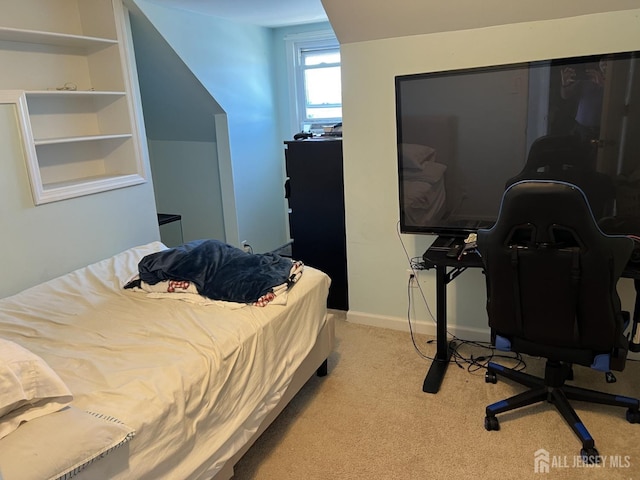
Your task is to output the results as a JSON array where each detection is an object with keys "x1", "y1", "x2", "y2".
[{"x1": 215, "y1": 316, "x2": 335, "y2": 479}]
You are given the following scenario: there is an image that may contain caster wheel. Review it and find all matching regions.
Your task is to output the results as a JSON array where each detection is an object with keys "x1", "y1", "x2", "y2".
[
  {"x1": 485, "y1": 371, "x2": 497, "y2": 384},
  {"x1": 626, "y1": 408, "x2": 640, "y2": 424},
  {"x1": 484, "y1": 416, "x2": 500, "y2": 431},
  {"x1": 580, "y1": 447, "x2": 601, "y2": 464}
]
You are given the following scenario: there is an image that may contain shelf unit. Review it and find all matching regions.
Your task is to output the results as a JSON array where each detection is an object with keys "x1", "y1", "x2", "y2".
[{"x1": 0, "y1": 0, "x2": 147, "y2": 204}]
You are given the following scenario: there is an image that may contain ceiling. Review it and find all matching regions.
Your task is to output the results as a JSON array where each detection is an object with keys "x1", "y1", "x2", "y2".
[
  {"x1": 143, "y1": 0, "x2": 328, "y2": 27},
  {"x1": 140, "y1": 0, "x2": 640, "y2": 42},
  {"x1": 322, "y1": 0, "x2": 640, "y2": 43}
]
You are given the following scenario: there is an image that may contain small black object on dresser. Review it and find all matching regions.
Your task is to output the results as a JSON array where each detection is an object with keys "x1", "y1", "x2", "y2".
[{"x1": 284, "y1": 138, "x2": 348, "y2": 310}]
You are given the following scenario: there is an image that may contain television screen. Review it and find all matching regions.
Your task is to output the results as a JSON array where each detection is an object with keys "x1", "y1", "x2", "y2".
[{"x1": 396, "y1": 51, "x2": 640, "y2": 238}]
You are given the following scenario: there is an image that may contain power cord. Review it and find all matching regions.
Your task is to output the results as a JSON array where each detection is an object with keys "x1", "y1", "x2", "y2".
[
  {"x1": 450, "y1": 338, "x2": 526, "y2": 374},
  {"x1": 398, "y1": 221, "x2": 526, "y2": 373},
  {"x1": 397, "y1": 222, "x2": 437, "y2": 326},
  {"x1": 406, "y1": 275, "x2": 434, "y2": 361}
]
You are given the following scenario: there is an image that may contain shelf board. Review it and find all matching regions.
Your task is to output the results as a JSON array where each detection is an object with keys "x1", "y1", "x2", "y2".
[
  {"x1": 0, "y1": 26, "x2": 117, "y2": 50},
  {"x1": 26, "y1": 90, "x2": 126, "y2": 98},
  {"x1": 34, "y1": 133, "x2": 132, "y2": 146},
  {"x1": 42, "y1": 173, "x2": 142, "y2": 191},
  {"x1": 38, "y1": 173, "x2": 146, "y2": 204}
]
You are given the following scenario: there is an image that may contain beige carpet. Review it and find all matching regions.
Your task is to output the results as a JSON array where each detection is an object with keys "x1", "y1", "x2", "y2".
[{"x1": 233, "y1": 312, "x2": 640, "y2": 479}]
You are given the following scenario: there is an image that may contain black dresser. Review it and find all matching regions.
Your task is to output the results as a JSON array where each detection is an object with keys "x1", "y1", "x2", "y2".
[{"x1": 284, "y1": 138, "x2": 348, "y2": 310}]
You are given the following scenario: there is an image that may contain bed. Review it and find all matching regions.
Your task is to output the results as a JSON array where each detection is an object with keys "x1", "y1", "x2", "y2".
[{"x1": 0, "y1": 241, "x2": 334, "y2": 480}]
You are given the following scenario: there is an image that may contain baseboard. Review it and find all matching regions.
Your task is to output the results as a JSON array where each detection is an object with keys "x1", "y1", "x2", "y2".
[
  {"x1": 346, "y1": 310, "x2": 490, "y2": 342},
  {"x1": 345, "y1": 311, "x2": 640, "y2": 361}
]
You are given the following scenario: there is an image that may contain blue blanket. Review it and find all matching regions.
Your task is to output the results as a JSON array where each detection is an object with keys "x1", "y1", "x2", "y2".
[{"x1": 135, "y1": 240, "x2": 293, "y2": 303}]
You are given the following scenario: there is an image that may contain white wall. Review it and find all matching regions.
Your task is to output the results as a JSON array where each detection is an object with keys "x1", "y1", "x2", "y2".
[
  {"x1": 341, "y1": 9, "x2": 640, "y2": 340},
  {"x1": 0, "y1": 104, "x2": 159, "y2": 298},
  {"x1": 149, "y1": 139, "x2": 225, "y2": 243}
]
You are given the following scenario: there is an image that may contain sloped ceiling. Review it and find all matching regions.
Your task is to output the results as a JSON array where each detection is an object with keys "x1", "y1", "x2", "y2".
[
  {"x1": 128, "y1": 6, "x2": 224, "y2": 142},
  {"x1": 139, "y1": 0, "x2": 328, "y2": 27},
  {"x1": 321, "y1": 0, "x2": 640, "y2": 43}
]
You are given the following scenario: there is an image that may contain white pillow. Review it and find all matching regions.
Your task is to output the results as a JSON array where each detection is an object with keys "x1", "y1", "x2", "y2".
[
  {"x1": 401, "y1": 143, "x2": 436, "y2": 170},
  {"x1": 0, "y1": 338, "x2": 73, "y2": 440},
  {"x1": 0, "y1": 406, "x2": 135, "y2": 480}
]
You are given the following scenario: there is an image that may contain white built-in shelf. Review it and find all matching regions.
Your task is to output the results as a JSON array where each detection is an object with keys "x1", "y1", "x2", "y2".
[
  {"x1": 26, "y1": 90, "x2": 126, "y2": 97},
  {"x1": 40, "y1": 173, "x2": 146, "y2": 204},
  {"x1": 44, "y1": 173, "x2": 142, "y2": 190},
  {"x1": 0, "y1": 26, "x2": 117, "y2": 50},
  {"x1": 34, "y1": 133, "x2": 132, "y2": 146},
  {"x1": 1, "y1": 0, "x2": 148, "y2": 205}
]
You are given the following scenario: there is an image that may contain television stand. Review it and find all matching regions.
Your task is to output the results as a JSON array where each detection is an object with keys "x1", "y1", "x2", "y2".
[{"x1": 420, "y1": 235, "x2": 483, "y2": 393}]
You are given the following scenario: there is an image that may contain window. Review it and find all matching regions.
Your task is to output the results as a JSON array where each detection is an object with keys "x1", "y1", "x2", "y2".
[{"x1": 286, "y1": 32, "x2": 341, "y2": 133}]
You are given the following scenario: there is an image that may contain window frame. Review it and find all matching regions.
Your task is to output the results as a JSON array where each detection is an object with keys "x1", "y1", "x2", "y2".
[{"x1": 285, "y1": 31, "x2": 341, "y2": 134}]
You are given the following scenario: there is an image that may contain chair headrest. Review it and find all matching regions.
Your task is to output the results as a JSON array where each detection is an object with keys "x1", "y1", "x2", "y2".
[{"x1": 491, "y1": 180, "x2": 607, "y2": 246}]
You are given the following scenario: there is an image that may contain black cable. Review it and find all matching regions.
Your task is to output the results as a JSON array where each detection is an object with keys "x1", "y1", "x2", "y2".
[
  {"x1": 398, "y1": 221, "x2": 527, "y2": 373},
  {"x1": 406, "y1": 275, "x2": 436, "y2": 361},
  {"x1": 397, "y1": 221, "x2": 437, "y2": 325},
  {"x1": 450, "y1": 338, "x2": 526, "y2": 374}
]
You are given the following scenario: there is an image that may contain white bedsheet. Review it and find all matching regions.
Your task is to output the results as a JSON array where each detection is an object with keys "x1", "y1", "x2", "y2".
[{"x1": 0, "y1": 242, "x2": 330, "y2": 479}]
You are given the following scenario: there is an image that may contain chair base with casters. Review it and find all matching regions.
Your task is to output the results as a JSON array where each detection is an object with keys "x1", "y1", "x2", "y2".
[{"x1": 483, "y1": 359, "x2": 640, "y2": 463}]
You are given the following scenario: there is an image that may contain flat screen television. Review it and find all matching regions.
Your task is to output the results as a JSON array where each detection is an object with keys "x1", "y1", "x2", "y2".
[{"x1": 395, "y1": 51, "x2": 640, "y2": 239}]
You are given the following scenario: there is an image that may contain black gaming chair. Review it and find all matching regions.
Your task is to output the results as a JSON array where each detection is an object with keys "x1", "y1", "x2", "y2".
[{"x1": 476, "y1": 179, "x2": 640, "y2": 462}]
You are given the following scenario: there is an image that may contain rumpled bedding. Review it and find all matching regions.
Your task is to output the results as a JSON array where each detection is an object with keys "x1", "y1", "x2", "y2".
[
  {"x1": 125, "y1": 239, "x2": 302, "y2": 306},
  {"x1": 130, "y1": 259, "x2": 304, "y2": 308}
]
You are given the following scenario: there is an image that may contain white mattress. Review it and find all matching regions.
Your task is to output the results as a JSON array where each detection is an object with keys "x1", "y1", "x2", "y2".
[{"x1": 0, "y1": 242, "x2": 331, "y2": 479}]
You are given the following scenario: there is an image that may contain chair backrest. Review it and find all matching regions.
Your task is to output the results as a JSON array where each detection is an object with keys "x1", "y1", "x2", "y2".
[{"x1": 477, "y1": 180, "x2": 633, "y2": 366}]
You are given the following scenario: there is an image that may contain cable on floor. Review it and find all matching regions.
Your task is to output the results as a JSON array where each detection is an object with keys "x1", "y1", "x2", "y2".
[{"x1": 399, "y1": 221, "x2": 526, "y2": 373}]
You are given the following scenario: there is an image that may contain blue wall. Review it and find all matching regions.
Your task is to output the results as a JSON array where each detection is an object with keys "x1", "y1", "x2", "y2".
[
  {"x1": 128, "y1": 6, "x2": 226, "y2": 245},
  {"x1": 133, "y1": 0, "x2": 288, "y2": 252}
]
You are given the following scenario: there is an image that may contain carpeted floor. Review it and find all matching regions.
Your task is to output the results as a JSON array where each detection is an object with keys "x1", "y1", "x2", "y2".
[{"x1": 232, "y1": 312, "x2": 640, "y2": 479}]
